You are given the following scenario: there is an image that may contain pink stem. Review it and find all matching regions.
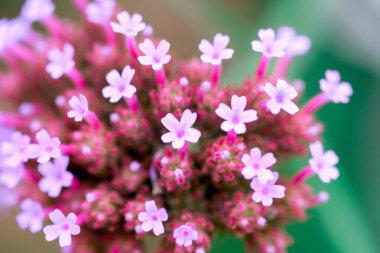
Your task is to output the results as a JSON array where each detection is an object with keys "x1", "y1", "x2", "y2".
[
  {"x1": 9, "y1": 44, "x2": 36, "y2": 63},
  {"x1": 104, "y1": 24, "x2": 117, "y2": 46},
  {"x1": 292, "y1": 166, "x2": 314, "y2": 184},
  {"x1": 256, "y1": 56, "x2": 270, "y2": 81},
  {"x1": 66, "y1": 68, "x2": 87, "y2": 90},
  {"x1": 211, "y1": 64, "x2": 222, "y2": 87},
  {"x1": 85, "y1": 111, "x2": 101, "y2": 130},
  {"x1": 0, "y1": 112, "x2": 27, "y2": 127},
  {"x1": 126, "y1": 95, "x2": 140, "y2": 111},
  {"x1": 60, "y1": 144, "x2": 77, "y2": 155},
  {"x1": 42, "y1": 15, "x2": 63, "y2": 39},
  {"x1": 72, "y1": 0, "x2": 88, "y2": 14},
  {"x1": 179, "y1": 142, "x2": 188, "y2": 158},
  {"x1": 126, "y1": 36, "x2": 139, "y2": 59},
  {"x1": 301, "y1": 93, "x2": 329, "y2": 114},
  {"x1": 155, "y1": 68, "x2": 167, "y2": 87},
  {"x1": 273, "y1": 56, "x2": 292, "y2": 79},
  {"x1": 227, "y1": 130, "x2": 237, "y2": 144}
]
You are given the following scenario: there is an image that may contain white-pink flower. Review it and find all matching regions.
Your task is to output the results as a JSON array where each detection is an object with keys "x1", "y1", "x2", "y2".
[
  {"x1": 67, "y1": 94, "x2": 89, "y2": 122},
  {"x1": 0, "y1": 162, "x2": 25, "y2": 188},
  {"x1": 241, "y1": 147, "x2": 276, "y2": 184},
  {"x1": 161, "y1": 109, "x2": 201, "y2": 149},
  {"x1": 21, "y1": 0, "x2": 55, "y2": 22},
  {"x1": 277, "y1": 26, "x2": 311, "y2": 57},
  {"x1": 138, "y1": 39, "x2": 171, "y2": 70},
  {"x1": 32, "y1": 129, "x2": 61, "y2": 164},
  {"x1": 43, "y1": 209, "x2": 80, "y2": 247},
  {"x1": 198, "y1": 33, "x2": 234, "y2": 65},
  {"x1": 46, "y1": 43, "x2": 75, "y2": 79},
  {"x1": 102, "y1": 65, "x2": 137, "y2": 103},
  {"x1": 85, "y1": 0, "x2": 115, "y2": 25},
  {"x1": 264, "y1": 79, "x2": 299, "y2": 115},
  {"x1": 110, "y1": 11, "x2": 145, "y2": 37},
  {"x1": 320, "y1": 70, "x2": 353, "y2": 104},
  {"x1": 250, "y1": 172, "x2": 285, "y2": 206},
  {"x1": 16, "y1": 198, "x2": 44, "y2": 233},
  {"x1": 215, "y1": 95, "x2": 258, "y2": 134},
  {"x1": 309, "y1": 141, "x2": 339, "y2": 183},
  {"x1": 173, "y1": 224, "x2": 198, "y2": 247},
  {"x1": 38, "y1": 155, "x2": 73, "y2": 198},
  {"x1": 251, "y1": 28, "x2": 288, "y2": 58},
  {"x1": 138, "y1": 200, "x2": 168, "y2": 236},
  {"x1": 0, "y1": 131, "x2": 33, "y2": 167}
]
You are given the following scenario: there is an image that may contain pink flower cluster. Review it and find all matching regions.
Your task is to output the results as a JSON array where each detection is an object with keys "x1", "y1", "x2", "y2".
[{"x1": 0, "y1": 1, "x2": 353, "y2": 253}]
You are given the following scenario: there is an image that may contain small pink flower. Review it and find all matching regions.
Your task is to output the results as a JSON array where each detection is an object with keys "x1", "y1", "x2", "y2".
[
  {"x1": 251, "y1": 28, "x2": 288, "y2": 58},
  {"x1": 0, "y1": 162, "x2": 25, "y2": 188},
  {"x1": 33, "y1": 129, "x2": 61, "y2": 164},
  {"x1": 277, "y1": 26, "x2": 311, "y2": 56},
  {"x1": 215, "y1": 95, "x2": 258, "y2": 134},
  {"x1": 198, "y1": 33, "x2": 234, "y2": 65},
  {"x1": 161, "y1": 109, "x2": 201, "y2": 149},
  {"x1": 138, "y1": 39, "x2": 171, "y2": 70},
  {"x1": 309, "y1": 141, "x2": 339, "y2": 183},
  {"x1": 264, "y1": 79, "x2": 299, "y2": 115},
  {"x1": 16, "y1": 198, "x2": 44, "y2": 233},
  {"x1": 241, "y1": 147, "x2": 276, "y2": 184},
  {"x1": 85, "y1": 0, "x2": 115, "y2": 25},
  {"x1": 173, "y1": 224, "x2": 198, "y2": 247},
  {"x1": 320, "y1": 70, "x2": 353, "y2": 104},
  {"x1": 46, "y1": 43, "x2": 75, "y2": 79},
  {"x1": 0, "y1": 131, "x2": 33, "y2": 167},
  {"x1": 43, "y1": 209, "x2": 80, "y2": 247},
  {"x1": 67, "y1": 94, "x2": 89, "y2": 122},
  {"x1": 102, "y1": 65, "x2": 137, "y2": 103},
  {"x1": 110, "y1": 11, "x2": 145, "y2": 37},
  {"x1": 21, "y1": 0, "x2": 55, "y2": 22},
  {"x1": 138, "y1": 200, "x2": 168, "y2": 236},
  {"x1": 250, "y1": 172, "x2": 285, "y2": 206},
  {"x1": 37, "y1": 155, "x2": 73, "y2": 198},
  {"x1": 0, "y1": 18, "x2": 30, "y2": 54}
]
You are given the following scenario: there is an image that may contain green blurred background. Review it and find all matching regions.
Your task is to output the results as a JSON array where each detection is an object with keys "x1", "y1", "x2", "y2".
[{"x1": 0, "y1": 0, "x2": 379, "y2": 252}]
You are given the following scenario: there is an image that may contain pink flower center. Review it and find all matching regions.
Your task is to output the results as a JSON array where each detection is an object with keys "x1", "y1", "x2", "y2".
[
  {"x1": 261, "y1": 187, "x2": 269, "y2": 195},
  {"x1": 61, "y1": 223, "x2": 70, "y2": 231},
  {"x1": 153, "y1": 55, "x2": 161, "y2": 64},
  {"x1": 177, "y1": 129, "x2": 185, "y2": 138},
  {"x1": 183, "y1": 230, "x2": 189, "y2": 236},
  {"x1": 151, "y1": 214, "x2": 159, "y2": 222},
  {"x1": 253, "y1": 163, "x2": 260, "y2": 170},
  {"x1": 275, "y1": 90, "x2": 286, "y2": 103},
  {"x1": 46, "y1": 145, "x2": 54, "y2": 152},
  {"x1": 231, "y1": 114, "x2": 240, "y2": 124}
]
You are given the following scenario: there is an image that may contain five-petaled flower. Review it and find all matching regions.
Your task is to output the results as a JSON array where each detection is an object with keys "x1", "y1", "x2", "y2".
[
  {"x1": 46, "y1": 43, "x2": 75, "y2": 79},
  {"x1": 21, "y1": 0, "x2": 55, "y2": 22},
  {"x1": 251, "y1": 28, "x2": 288, "y2": 58},
  {"x1": 264, "y1": 79, "x2": 299, "y2": 115},
  {"x1": 67, "y1": 94, "x2": 89, "y2": 122},
  {"x1": 0, "y1": 162, "x2": 25, "y2": 188},
  {"x1": 320, "y1": 70, "x2": 353, "y2": 104},
  {"x1": 138, "y1": 39, "x2": 171, "y2": 70},
  {"x1": 198, "y1": 33, "x2": 234, "y2": 65},
  {"x1": 215, "y1": 95, "x2": 258, "y2": 134},
  {"x1": 138, "y1": 200, "x2": 168, "y2": 236},
  {"x1": 110, "y1": 11, "x2": 145, "y2": 37},
  {"x1": 161, "y1": 109, "x2": 201, "y2": 149},
  {"x1": 173, "y1": 224, "x2": 198, "y2": 247},
  {"x1": 250, "y1": 172, "x2": 285, "y2": 206},
  {"x1": 277, "y1": 26, "x2": 311, "y2": 57},
  {"x1": 241, "y1": 147, "x2": 276, "y2": 184},
  {"x1": 33, "y1": 129, "x2": 61, "y2": 164},
  {"x1": 102, "y1": 65, "x2": 137, "y2": 103},
  {"x1": 85, "y1": 0, "x2": 115, "y2": 25},
  {"x1": 0, "y1": 131, "x2": 33, "y2": 167},
  {"x1": 309, "y1": 141, "x2": 339, "y2": 183},
  {"x1": 16, "y1": 198, "x2": 44, "y2": 233},
  {"x1": 37, "y1": 155, "x2": 73, "y2": 198},
  {"x1": 43, "y1": 209, "x2": 80, "y2": 247}
]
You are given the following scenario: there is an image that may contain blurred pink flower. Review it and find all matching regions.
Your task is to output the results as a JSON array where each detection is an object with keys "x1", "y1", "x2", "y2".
[
  {"x1": 277, "y1": 26, "x2": 311, "y2": 56},
  {"x1": 21, "y1": 0, "x2": 55, "y2": 22},
  {"x1": 320, "y1": 70, "x2": 353, "y2": 104},
  {"x1": 110, "y1": 11, "x2": 145, "y2": 37},
  {"x1": 46, "y1": 43, "x2": 75, "y2": 79},
  {"x1": 250, "y1": 172, "x2": 285, "y2": 206},
  {"x1": 173, "y1": 224, "x2": 198, "y2": 247},
  {"x1": 264, "y1": 79, "x2": 299, "y2": 115},
  {"x1": 33, "y1": 129, "x2": 61, "y2": 164},
  {"x1": 85, "y1": 0, "x2": 115, "y2": 25},
  {"x1": 251, "y1": 28, "x2": 288, "y2": 58},
  {"x1": 241, "y1": 147, "x2": 276, "y2": 184},
  {"x1": 199, "y1": 33, "x2": 234, "y2": 65},
  {"x1": 0, "y1": 131, "x2": 33, "y2": 167},
  {"x1": 16, "y1": 198, "x2": 44, "y2": 233},
  {"x1": 67, "y1": 94, "x2": 89, "y2": 122},
  {"x1": 138, "y1": 39, "x2": 171, "y2": 70},
  {"x1": 102, "y1": 65, "x2": 137, "y2": 103},
  {"x1": 309, "y1": 141, "x2": 339, "y2": 183},
  {"x1": 138, "y1": 200, "x2": 168, "y2": 236}
]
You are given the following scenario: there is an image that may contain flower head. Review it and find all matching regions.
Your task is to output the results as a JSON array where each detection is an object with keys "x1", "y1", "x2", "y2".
[
  {"x1": 161, "y1": 109, "x2": 201, "y2": 149},
  {"x1": 277, "y1": 26, "x2": 311, "y2": 56},
  {"x1": 173, "y1": 224, "x2": 198, "y2": 247},
  {"x1": 320, "y1": 70, "x2": 353, "y2": 104},
  {"x1": 16, "y1": 198, "x2": 44, "y2": 233},
  {"x1": 264, "y1": 79, "x2": 299, "y2": 115},
  {"x1": 33, "y1": 129, "x2": 61, "y2": 164},
  {"x1": 21, "y1": 0, "x2": 55, "y2": 22},
  {"x1": 43, "y1": 209, "x2": 80, "y2": 247},
  {"x1": 198, "y1": 33, "x2": 234, "y2": 65},
  {"x1": 67, "y1": 94, "x2": 89, "y2": 122},
  {"x1": 215, "y1": 95, "x2": 258, "y2": 134},
  {"x1": 110, "y1": 11, "x2": 145, "y2": 37},
  {"x1": 138, "y1": 39, "x2": 171, "y2": 70},
  {"x1": 309, "y1": 141, "x2": 339, "y2": 183},
  {"x1": 37, "y1": 155, "x2": 73, "y2": 198},
  {"x1": 241, "y1": 147, "x2": 276, "y2": 184},
  {"x1": 250, "y1": 172, "x2": 285, "y2": 206},
  {"x1": 102, "y1": 65, "x2": 137, "y2": 103},
  {"x1": 251, "y1": 28, "x2": 288, "y2": 58},
  {"x1": 85, "y1": 0, "x2": 115, "y2": 25},
  {"x1": 138, "y1": 200, "x2": 168, "y2": 236},
  {"x1": 0, "y1": 131, "x2": 33, "y2": 167},
  {"x1": 46, "y1": 43, "x2": 75, "y2": 79}
]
